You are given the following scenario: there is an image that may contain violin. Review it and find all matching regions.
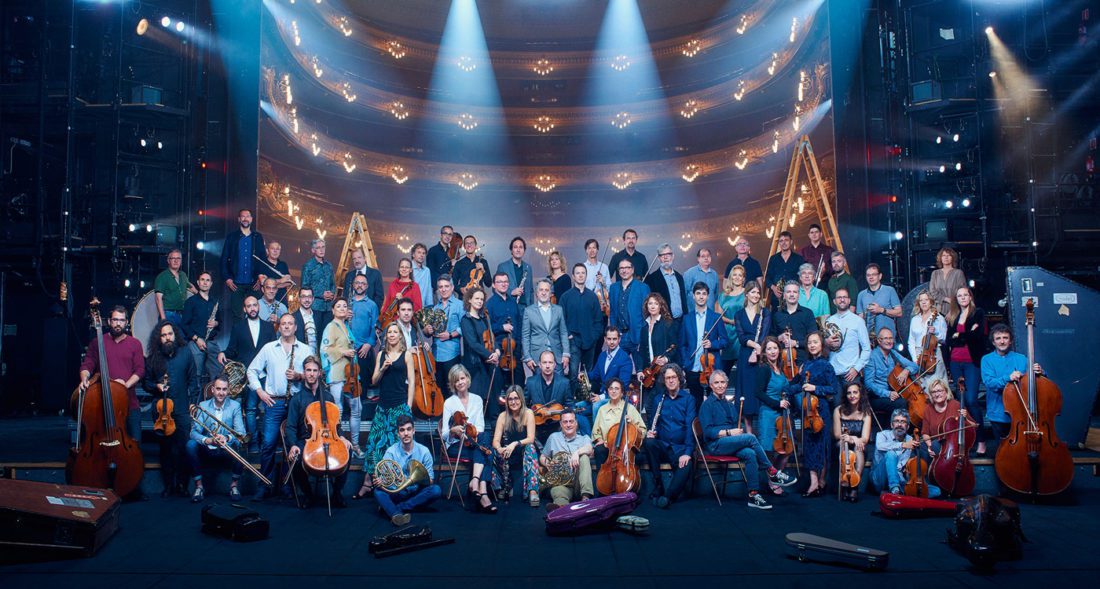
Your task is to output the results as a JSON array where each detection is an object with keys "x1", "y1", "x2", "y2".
[
  {"x1": 640, "y1": 344, "x2": 677, "y2": 388},
  {"x1": 994, "y1": 298, "x2": 1074, "y2": 496},
  {"x1": 449, "y1": 410, "x2": 493, "y2": 456},
  {"x1": 379, "y1": 283, "x2": 412, "y2": 328},
  {"x1": 303, "y1": 396, "x2": 349, "y2": 477},
  {"x1": 931, "y1": 377, "x2": 976, "y2": 496},
  {"x1": 699, "y1": 352, "x2": 716, "y2": 387},
  {"x1": 773, "y1": 393, "x2": 795, "y2": 455},
  {"x1": 66, "y1": 299, "x2": 144, "y2": 496},
  {"x1": 595, "y1": 237, "x2": 612, "y2": 317},
  {"x1": 596, "y1": 405, "x2": 642, "y2": 495},
  {"x1": 916, "y1": 310, "x2": 939, "y2": 374},
  {"x1": 902, "y1": 427, "x2": 929, "y2": 498},
  {"x1": 800, "y1": 370, "x2": 824, "y2": 434},
  {"x1": 344, "y1": 333, "x2": 362, "y2": 399},
  {"x1": 153, "y1": 373, "x2": 176, "y2": 437},
  {"x1": 781, "y1": 326, "x2": 801, "y2": 380},
  {"x1": 446, "y1": 231, "x2": 463, "y2": 261},
  {"x1": 839, "y1": 426, "x2": 861, "y2": 490},
  {"x1": 888, "y1": 362, "x2": 928, "y2": 429},
  {"x1": 500, "y1": 318, "x2": 517, "y2": 373},
  {"x1": 410, "y1": 320, "x2": 444, "y2": 418},
  {"x1": 532, "y1": 402, "x2": 566, "y2": 426}
]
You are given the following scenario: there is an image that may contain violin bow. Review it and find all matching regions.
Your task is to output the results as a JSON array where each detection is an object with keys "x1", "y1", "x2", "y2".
[
  {"x1": 687, "y1": 308, "x2": 728, "y2": 365},
  {"x1": 445, "y1": 426, "x2": 467, "y2": 507}
]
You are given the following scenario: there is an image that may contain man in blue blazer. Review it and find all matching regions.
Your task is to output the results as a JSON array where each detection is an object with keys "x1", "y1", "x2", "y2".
[
  {"x1": 586, "y1": 326, "x2": 636, "y2": 416},
  {"x1": 608, "y1": 258, "x2": 651, "y2": 358},
  {"x1": 680, "y1": 282, "x2": 728, "y2": 409},
  {"x1": 186, "y1": 374, "x2": 247, "y2": 502}
]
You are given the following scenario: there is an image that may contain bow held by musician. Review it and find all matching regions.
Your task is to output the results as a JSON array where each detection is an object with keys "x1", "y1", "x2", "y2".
[{"x1": 285, "y1": 355, "x2": 352, "y2": 509}]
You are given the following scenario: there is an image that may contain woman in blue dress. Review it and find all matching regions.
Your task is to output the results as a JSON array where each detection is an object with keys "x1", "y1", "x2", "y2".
[
  {"x1": 716, "y1": 265, "x2": 747, "y2": 368},
  {"x1": 733, "y1": 282, "x2": 769, "y2": 434},
  {"x1": 754, "y1": 336, "x2": 800, "y2": 495},
  {"x1": 796, "y1": 331, "x2": 836, "y2": 497}
]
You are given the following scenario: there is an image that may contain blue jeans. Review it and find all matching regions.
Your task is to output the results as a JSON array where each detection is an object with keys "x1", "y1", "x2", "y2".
[
  {"x1": 258, "y1": 398, "x2": 288, "y2": 490},
  {"x1": 185, "y1": 440, "x2": 243, "y2": 482},
  {"x1": 706, "y1": 434, "x2": 773, "y2": 493},
  {"x1": 949, "y1": 360, "x2": 983, "y2": 443},
  {"x1": 244, "y1": 386, "x2": 261, "y2": 451},
  {"x1": 374, "y1": 484, "x2": 442, "y2": 518},
  {"x1": 872, "y1": 452, "x2": 942, "y2": 498}
]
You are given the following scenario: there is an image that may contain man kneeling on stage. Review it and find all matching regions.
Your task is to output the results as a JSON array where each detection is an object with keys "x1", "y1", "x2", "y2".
[
  {"x1": 374, "y1": 414, "x2": 442, "y2": 526},
  {"x1": 539, "y1": 408, "x2": 594, "y2": 512},
  {"x1": 698, "y1": 370, "x2": 796, "y2": 510},
  {"x1": 187, "y1": 374, "x2": 246, "y2": 502},
  {"x1": 286, "y1": 356, "x2": 351, "y2": 508}
]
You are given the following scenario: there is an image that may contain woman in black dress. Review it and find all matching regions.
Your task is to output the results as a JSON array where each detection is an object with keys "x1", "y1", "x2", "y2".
[
  {"x1": 832, "y1": 382, "x2": 872, "y2": 502},
  {"x1": 634, "y1": 293, "x2": 677, "y2": 403},
  {"x1": 460, "y1": 288, "x2": 501, "y2": 400},
  {"x1": 354, "y1": 322, "x2": 415, "y2": 498}
]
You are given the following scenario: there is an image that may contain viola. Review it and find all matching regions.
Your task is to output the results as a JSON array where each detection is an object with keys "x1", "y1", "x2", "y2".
[
  {"x1": 500, "y1": 319, "x2": 517, "y2": 373},
  {"x1": 916, "y1": 310, "x2": 939, "y2": 374},
  {"x1": 302, "y1": 396, "x2": 350, "y2": 477},
  {"x1": 800, "y1": 370, "x2": 824, "y2": 434},
  {"x1": 449, "y1": 410, "x2": 479, "y2": 447},
  {"x1": 888, "y1": 363, "x2": 928, "y2": 429},
  {"x1": 446, "y1": 231, "x2": 463, "y2": 261},
  {"x1": 344, "y1": 342, "x2": 362, "y2": 400},
  {"x1": 781, "y1": 326, "x2": 801, "y2": 380},
  {"x1": 903, "y1": 427, "x2": 929, "y2": 498},
  {"x1": 596, "y1": 405, "x2": 642, "y2": 495},
  {"x1": 640, "y1": 344, "x2": 676, "y2": 388},
  {"x1": 931, "y1": 377, "x2": 976, "y2": 497},
  {"x1": 153, "y1": 373, "x2": 176, "y2": 437},
  {"x1": 994, "y1": 298, "x2": 1074, "y2": 496},
  {"x1": 596, "y1": 284, "x2": 610, "y2": 318},
  {"x1": 773, "y1": 393, "x2": 796, "y2": 455},
  {"x1": 532, "y1": 402, "x2": 566, "y2": 426},
  {"x1": 379, "y1": 283, "x2": 412, "y2": 328},
  {"x1": 66, "y1": 299, "x2": 144, "y2": 496},
  {"x1": 839, "y1": 426, "x2": 861, "y2": 490},
  {"x1": 468, "y1": 259, "x2": 486, "y2": 290}
]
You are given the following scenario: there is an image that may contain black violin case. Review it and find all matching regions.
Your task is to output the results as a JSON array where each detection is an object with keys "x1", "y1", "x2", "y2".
[{"x1": 784, "y1": 532, "x2": 890, "y2": 571}]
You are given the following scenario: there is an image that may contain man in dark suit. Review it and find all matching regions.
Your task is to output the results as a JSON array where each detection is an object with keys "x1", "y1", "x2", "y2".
[
  {"x1": 218, "y1": 295, "x2": 275, "y2": 452},
  {"x1": 341, "y1": 249, "x2": 384, "y2": 310},
  {"x1": 644, "y1": 243, "x2": 686, "y2": 332},
  {"x1": 559, "y1": 263, "x2": 604, "y2": 388},
  {"x1": 679, "y1": 282, "x2": 728, "y2": 409},
  {"x1": 292, "y1": 287, "x2": 326, "y2": 357}
]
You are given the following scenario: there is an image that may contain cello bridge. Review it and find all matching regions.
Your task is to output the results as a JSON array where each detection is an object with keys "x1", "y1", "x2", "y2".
[{"x1": 99, "y1": 440, "x2": 121, "y2": 447}]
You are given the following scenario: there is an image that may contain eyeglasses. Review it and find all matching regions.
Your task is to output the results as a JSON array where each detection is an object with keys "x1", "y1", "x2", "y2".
[{"x1": 663, "y1": 375, "x2": 679, "y2": 381}]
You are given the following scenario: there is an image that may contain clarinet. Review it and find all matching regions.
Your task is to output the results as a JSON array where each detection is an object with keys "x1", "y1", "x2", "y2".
[
  {"x1": 748, "y1": 308, "x2": 765, "y2": 364},
  {"x1": 649, "y1": 393, "x2": 666, "y2": 434},
  {"x1": 203, "y1": 301, "x2": 220, "y2": 340}
]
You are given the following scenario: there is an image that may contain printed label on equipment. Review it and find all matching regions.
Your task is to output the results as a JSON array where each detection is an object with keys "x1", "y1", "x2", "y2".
[
  {"x1": 46, "y1": 495, "x2": 95, "y2": 509},
  {"x1": 1052, "y1": 293, "x2": 1077, "y2": 305}
]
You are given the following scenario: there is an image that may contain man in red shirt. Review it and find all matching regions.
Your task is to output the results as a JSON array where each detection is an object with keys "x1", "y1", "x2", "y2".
[{"x1": 79, "y1": 305, "x2": 146, "y2": 441}]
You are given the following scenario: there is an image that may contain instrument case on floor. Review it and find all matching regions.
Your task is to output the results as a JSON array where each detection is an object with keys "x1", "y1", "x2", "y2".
[
  {"x1": 0, "y1": 479, "x2": 120, "y2": 557},
  {"x1": 201, "y1": 504, "x2": 269, "y2": 542},
  {"x1": 785, "y1": 532, "x2": 889, "y2": 571},
  {"x1": 879, "y1": 492, "x2": 958, "y2": 518},
  {"x1": 544, "y1": 492, "x2": 640, "y2": 535}
]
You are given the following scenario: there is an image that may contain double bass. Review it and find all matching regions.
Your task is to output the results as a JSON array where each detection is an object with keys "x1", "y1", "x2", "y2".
[
  {"x1": 931, "y1": 377, "x2": 976, "y2": 496},
  {"x1": 596, "y1": 404, "x2": 642, "y2": 495},
  {"x1": 994, "y1": 299, "x2": 1074, "y2": 496},
  {"x1": 888, "y1": 362, "x2": 928, "y2": 428},
  {"x1": 66, "y1": 299, "x2": 144, "y2": 496}
]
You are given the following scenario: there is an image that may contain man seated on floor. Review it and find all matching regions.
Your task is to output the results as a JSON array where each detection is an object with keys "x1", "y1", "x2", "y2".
[
  {"x1": 871, "y1": 408, "x2": 940, "y2": 497},
  {"x1": 538, "y1": 408, "x2": 594, "y2": 511},
  {"x1": 643, "y1": 363, "x2": 695, "y2": 509},
  {"x1": 698, "y1": 369, "x2": 796, "y2": 510},
  {"x1": 186, "y1": 374, "x2": 246, "y2": 503},
  {"x1": 373, "y1": 414, "x2": 442, "y2": 526}
]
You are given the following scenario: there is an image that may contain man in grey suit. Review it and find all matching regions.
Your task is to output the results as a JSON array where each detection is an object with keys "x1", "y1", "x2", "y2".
[{"x1": 522, "y1": 279, "x2": 571, "y2": 376}]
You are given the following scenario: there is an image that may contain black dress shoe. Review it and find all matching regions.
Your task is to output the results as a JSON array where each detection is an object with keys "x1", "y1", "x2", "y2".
[{"x1": 332, "y1": 494, "x2": 347, "y2": 509}]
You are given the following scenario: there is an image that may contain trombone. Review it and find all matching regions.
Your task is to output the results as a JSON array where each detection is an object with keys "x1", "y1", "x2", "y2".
[{"x1": 189, "y1": 404, "x2": 272, "y2": 486}]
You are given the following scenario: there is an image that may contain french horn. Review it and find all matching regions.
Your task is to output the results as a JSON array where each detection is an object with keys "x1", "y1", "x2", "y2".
[
  {"x1": 538, "y1": 451, "x2": 576, "y2": 487},
  {"x1": 374, "y1": 458, "x2": 430, "y2": 494}
]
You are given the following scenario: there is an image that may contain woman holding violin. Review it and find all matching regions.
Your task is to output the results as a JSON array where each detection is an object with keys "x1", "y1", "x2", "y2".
[
  {"x1": 945, "y1": 285, "x2": 989, "y2": 455},
  {"x1": 492, "y1": 385, "x2": 539, "y2": 504},
  {"x1": 439, "y1": 364, "x2": 497, "y2": 513},
  {"x1": 754, "y1": 336, "x2": 801, "y2": 495},
  {"x1": 833, "y1": 383, "x2": 872, "y2": 502},
  {"x1": 354, "y1": 323, "x2": 416, "y2": 499},
  {"x1": 733, "y1": 282, "x2": 770, "y2": 434},
  {"x1": 635, "y1": 293, "x2": 677, "y2": 395},
  {"x1": 907, "y1": 290, "x2": 948, "y2": 385},
  {"x1": 797, "y1": 331, "x2": 837, "y2": 498},
  {"x1": 460, "y1": 287, "x2": 501, "y2": 401},
  {"x1": 320, "y1": 299, "x2": 356, "y2": 427},
  {"x1": 382, "y1": 258, "x2": 423, "y2": 315}
]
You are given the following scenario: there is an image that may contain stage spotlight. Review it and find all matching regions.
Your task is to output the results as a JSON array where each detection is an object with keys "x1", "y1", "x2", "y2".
[
  {"x1": 897, "y1": 344, "x2": 905, "y2": 353},
  {"x1": 146, "y1": 224, "x2": 154, "y2": 232},
  {"x1": 161, "y1": 16, "x2": 171, "y2": 27},
  {"x1": 124, "y1": 279, "x2": 131, "y2": 288},
  {"x1": 939, "y1": 165, "x2": 946, "y2": 173},
  {"x1": 140, "y1": 280, "x2": 146, "y2": 289},
  {"x1": 129, "y1": 223, "x2": 137, "y2": 232},
  {"x1": 175, "y1": 21, "x2": 185, "y2": 33},
  {"x1": 196, "y1": 241, "x2": 205, "y2": 251},
  {"x1": 961, "y1": 198, "x2": 972, "y2": 207},
  {"x1": 989, "y1": 71, "x2": 997, "y2": 78},
  {"x1": 955, "y1": 162, "x2": 962, "y2": 171},
  {"x1": 953, "y1": 133, "x2": 960, "y2": 142},
  {"x1": 893, "y1": 231, "x2": 904, "y2": 240},
  {"x1": 969, "y1": 280, "x2": 976, "y2": 288},
  {"x1": 944, "y1": 200, "x2": 955, "y2": 209},
  {"x1": 136, "y1": 18, "x2": 149, "y2": 36},
  {"x1": 139, "y1": 138, "x2": 148, "y2": 148},
  {"x1": 936, "y1": 136, "x2": 942, "y2": 144},
  {"x1": 985, "y1": 26, "x2": 994, "y2": 35},
  {"x1": 156, "y1": 141, "x2": 164, "y2": 150}
]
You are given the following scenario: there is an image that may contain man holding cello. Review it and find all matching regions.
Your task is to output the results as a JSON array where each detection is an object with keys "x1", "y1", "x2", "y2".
[{"x1": 285, "y1": 356, "x2": 351, "y2": 509}]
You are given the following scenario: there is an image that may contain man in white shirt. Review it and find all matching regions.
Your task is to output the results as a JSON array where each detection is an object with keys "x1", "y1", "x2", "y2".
[
  {"x1": 825, "y1": 288, "x2": 871, "y2": 385},
  {"x1": 582, "y1": 238, "x2": 610, "y2": 292},
  {"x1": 682, "y1": 248, "x2": 719, "y2": 311}
]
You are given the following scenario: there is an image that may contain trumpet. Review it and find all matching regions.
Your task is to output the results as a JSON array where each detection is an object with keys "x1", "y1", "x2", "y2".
[
  {"x1": 189, "y1": 404, "x2": 270, "y2": 486},
  {"x1": 374, "y1": 459, "x2": 430, "y2": 494}
]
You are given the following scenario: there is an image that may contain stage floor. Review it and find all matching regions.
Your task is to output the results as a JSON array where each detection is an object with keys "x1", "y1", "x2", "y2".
[{"x1": 3, "y1": 417, "x2": 1100, "y2": 587}]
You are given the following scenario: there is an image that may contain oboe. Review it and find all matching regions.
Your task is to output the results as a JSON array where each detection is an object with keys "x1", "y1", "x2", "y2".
[{"x1": 203, "y1": 301, "x2": 219, "y2": 340}]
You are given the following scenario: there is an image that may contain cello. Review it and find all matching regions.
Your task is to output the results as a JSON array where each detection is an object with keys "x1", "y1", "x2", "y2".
[
  {"x1": 409, "y1": 318, "x2": 444, "y2": 418},
  {"x1": 596, "y1": 403, "x2": 642, "y2": 495},
  {"x1": 303, "y1": 392, "x2": 350, "y2": 514},
  {"x1": 916, "y1": 309, "x2": 939, "y2": 374},
  {"x1": 888, "y1": 360, "x2": 928, "y2": 428},
  {"x1": 994, "y1": 299, "x2": 1074, "y2": 496},
  {"x1": 931, "y1": 377, "x2": 976, "y2": 496},
  {"x1": 66, "y1": 299, "x2": 144, "y2": 496},
  {"x1": 902, "y1": 427, "x2": 929, "y2": 498}
]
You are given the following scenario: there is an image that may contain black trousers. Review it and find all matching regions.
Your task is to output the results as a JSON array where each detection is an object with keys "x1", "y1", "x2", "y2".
[
  {"x1": 157, "y1": 413, "x2": 192, "y2": 490},
  {"x1": 643, "y1": 438, "x2": 692, "y2": 502}
]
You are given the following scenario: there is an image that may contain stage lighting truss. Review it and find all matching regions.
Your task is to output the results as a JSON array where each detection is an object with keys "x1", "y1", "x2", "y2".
[
  {"x1": 611, "y1": 112, "x2": 631, "y2": 129},
  {"x1": 458, "y1": 113, "x2": 478, "y2": 130},
  {"x1": 390, "y1": 101, "x2": 409, "y2": 120},
  {"x1": 532, "y1": 58, "x2": 554, "y2": 76},
  {"x1": 610, "y1": 55, "x2": 630, "y2": 72},
  {"x1": 682, "y1": 39, "x2": 701, "y2": 58},
  {"x1": 456, "y1": 55, "x2": 476, "y2": 72},
  {"x1": 680, "y1": 100, "x2": 699, "y2": 119},
  {"x1": 337, "y1": 17, "x2": 352, "y2": 37},
  {"x1": 533, "y1": 115, "x2": 555, "y2": 134},
  {"x1": 390, "y1": 165, "x2": 408, "y2": 184},
  {"x1": 534, "y1": 175, "x2": 556, "y2": 192},
  {"x1": 612, "y1": 172, "x2": 632, "y2": 190},
  {"x1": 457, "y1": 172, "x2": 478, "y2": 191},
  {"x1": 386, "y1": 40, "x2": 406, "y2": 60},
  {"x1": 681, "y1": 164, "x2": 700, "y2": 183}
]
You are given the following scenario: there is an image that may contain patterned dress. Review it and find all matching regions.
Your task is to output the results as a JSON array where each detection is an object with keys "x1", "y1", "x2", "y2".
[
  {"x1": 364, "y1": 352, "x2": 412, "y2": 473},
  {"x1": 497, "y1": 415, "x2": 539, "y2": 495},
  {"x1": 796, "y1": 358, "x2": 836, "y2": 471}
]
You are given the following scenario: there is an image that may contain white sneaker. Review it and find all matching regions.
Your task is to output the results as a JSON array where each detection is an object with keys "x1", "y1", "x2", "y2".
[{"x1": 748, "y1": 493, "x2": 773, "y2": 510}]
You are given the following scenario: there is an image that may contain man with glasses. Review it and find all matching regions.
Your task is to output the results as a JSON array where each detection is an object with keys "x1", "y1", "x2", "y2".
[
  {"x1": 824, "y1": 288, "x2": 871, "y2": 385},
  {"x1": 608, "y1": 259, "x2": 650, "y2": 357},
  {"x1": 863, "y1": 327, "x2": 918, "y2": 414},
  {"x1": 154, "y1": 249, "x2": 195, "y2": 329},
  {"x1": 426, "y1": 225, "x2": 457, "y2": 286},
  {"x1": 643, "y1": 363, "x2": 695, "y2": 509},
  {"x1": 644, "y1": 243, "x2": 685, "y2": 330},
  {"x1": 78, "y1": 305, "x2": 146, "y2": 442},
  {"x1": 857, "y1": 263, "x2": 903, "y2": 339}
]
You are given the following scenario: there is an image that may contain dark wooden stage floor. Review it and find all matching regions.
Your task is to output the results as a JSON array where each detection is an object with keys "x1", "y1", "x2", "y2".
[{"x1": 2, "y1": 417, "x2": 1099, "y2": 587}]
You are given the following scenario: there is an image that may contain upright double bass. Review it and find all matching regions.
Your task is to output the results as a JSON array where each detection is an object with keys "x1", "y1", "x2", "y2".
[
  {"x1": 994, "y1": 299, "x2": 1073, "y2": 496},
  {"x1": 66, "y1": 299, "x2": 144, "y2": 496}
]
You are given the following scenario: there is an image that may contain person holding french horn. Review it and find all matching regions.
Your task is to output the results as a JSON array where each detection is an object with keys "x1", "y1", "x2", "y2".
[{"x1": 373, "y1": 414, "x2": 441, "y2": 526}]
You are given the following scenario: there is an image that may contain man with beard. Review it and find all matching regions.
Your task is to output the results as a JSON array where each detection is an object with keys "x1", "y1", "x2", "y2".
[
  {"x1": 186, "y1": 374, "x2": 246, "y2": 503},
  {"x1": 221, "y1": 208, "x2": 265, "y2": 319},
  {"x1": 285, "y1": 355, "x2": 352, "y2": 509},
  {"x1": 78, "y1": 305, "x2": 146, "y2": 442},
  {"x1": 219, "y1": 296, "x2": 275, "y2": 452},
  {"x1": 348, "y1": 273, "x2": 379, "y2": 414},
  {"x1": 181, "y1": 271, "x2": 221, "y2": 386},
  {"x1": 609, "y1": 229, "x2": 648, "y2": 283},
  {"x1": 143, "y1": 320, "x2": 199, "y2": 497},
  {"x1": 645, "y1": 243, "x2": 686, "y2": 330},
  {"x1": 871, "y1": 408, "x2": 939, "y2": 496},
  {"x1": 825, "y1": 288, "x2": 871, "y2": 385},
  {"x1": 826, "y1": 251, "x2": 859, "y2": 315},
  {"x1": 764, "y1": 231, "x2": 805, "y2": 308},
  {"x1": 292, "y1": 287, "x2": 320, "y2": 356},
  {"x1": 342, "y1": 249, "x2": 384, "y2": 310}
]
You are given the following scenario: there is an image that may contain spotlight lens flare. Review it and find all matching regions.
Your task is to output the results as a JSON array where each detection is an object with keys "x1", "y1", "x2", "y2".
[{"x1": 161, "y1": 16, "x2": 171, "y2": 27}]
